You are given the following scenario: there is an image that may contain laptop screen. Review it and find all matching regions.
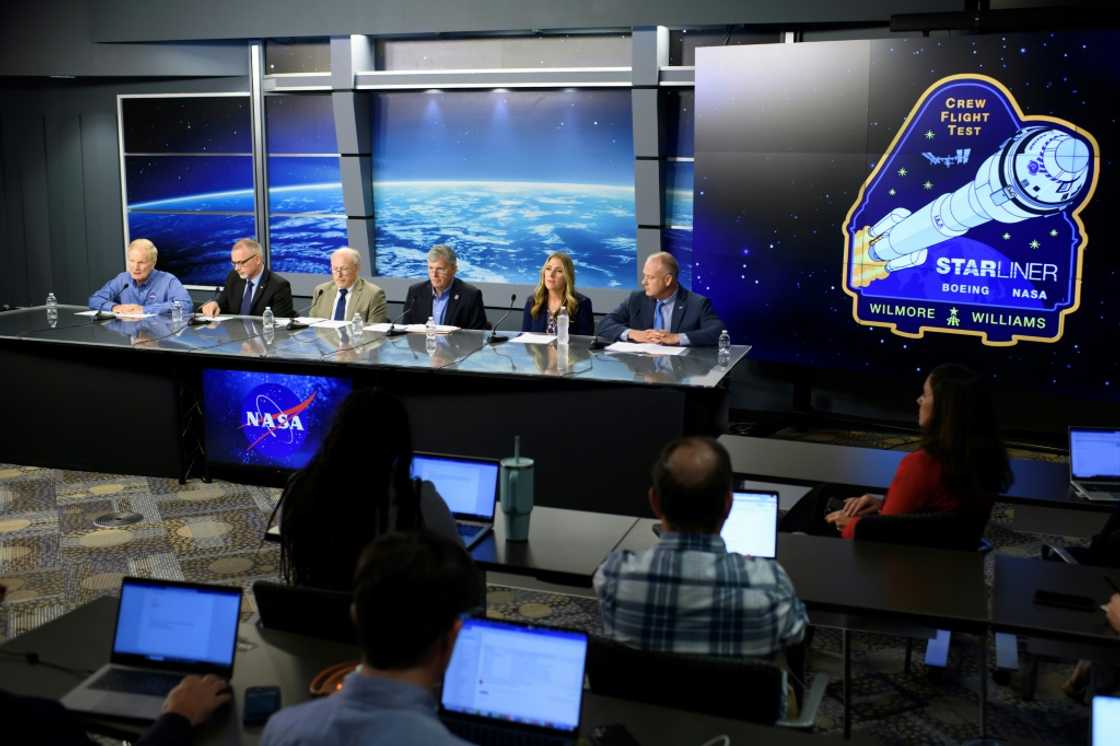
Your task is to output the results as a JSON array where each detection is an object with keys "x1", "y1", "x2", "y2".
[
  {"x1": 1094, "y1": 695, "x2": 1120, "y2": 745},
  {"x1": 113, "y1": 579, "x2": 242, "y2": 668},
  {"x1": 1071, "y1": 428, "x2": 1120, "y2": 480},
  {"x1": 441, "y1": 618, "x2": 587, "y2": 733},
  {"x1": 721, "y1": 491, "x2": 779, "y2": 558},
  {"x1": 411, "y1": 453, "x2": 499, "y2": 521}
]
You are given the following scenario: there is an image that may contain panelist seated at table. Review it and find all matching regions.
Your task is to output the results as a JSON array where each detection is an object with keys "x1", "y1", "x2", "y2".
[
  {"x1": 594, "y1": 437, "x2": 808, "y2": 663},
  {"x1": 402, "y1": 244, "x2": 488, "y2": 330},
  {"x1": 780, "y1": 363, "x2": 1013, "y2": 540},
  {"x1": 521, "y1": 251, "x2": 594, "y2": 336},
  {"x1": 597, "y1": 251, "x2": 723, "y2": 347},
  {"x1": 262, "y1": 532, "x2": 483, "y2": 746},
  {"x1": 88, "y1": 238, "x2": 192, "y2": 316},
  {"x1": 308, "y1": 247, "x2": 388, "y2": 323},
  {"x1": 274, "y1": 388, "x2": 460, "y2": 591},
  {"x1": 0, "y1": 583, "x2": 231, "y2": 745},
  {"x1": 198, "y1": 238, "x2": 294, "y2": 318}
]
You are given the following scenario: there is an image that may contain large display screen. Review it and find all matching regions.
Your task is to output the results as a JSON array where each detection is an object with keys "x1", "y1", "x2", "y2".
[
  {"x1": 371, "y1": 89, "x2": 635, "y2": 287},
  {"x1": 202, "y1": 369, "x2": 351, "y2": 470},
  {"x1": 694, "y1": 32, "x2": 1116, "y2": 402}
]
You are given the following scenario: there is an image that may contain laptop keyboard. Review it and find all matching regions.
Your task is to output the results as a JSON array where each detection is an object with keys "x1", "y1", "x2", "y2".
[
  {"x1": 445, "y1": 718, "x2": 571, "y2": 746},
  {"x1": 458, "y1": 524, "x2": 484, "y2": 542},
  {"x1": 88, "y1": 668, "x2": 183, "y2": 697}
]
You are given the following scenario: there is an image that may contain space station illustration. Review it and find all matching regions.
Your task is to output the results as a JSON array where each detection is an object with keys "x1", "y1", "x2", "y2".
[{"x1": 843, "y1": 74, "x2": 1099, "y2": 345}]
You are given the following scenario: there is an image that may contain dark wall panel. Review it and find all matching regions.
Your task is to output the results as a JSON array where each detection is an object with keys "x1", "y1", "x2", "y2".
[
  {"x1": 18, "y1": 114, "x2": 51, "y2": 307},
  {"x1": 81, "y1": 109, "x2": 128, "y2": 296},
  {"x1": 45, "y1": 114, "x2": 88, "y2": 305}
]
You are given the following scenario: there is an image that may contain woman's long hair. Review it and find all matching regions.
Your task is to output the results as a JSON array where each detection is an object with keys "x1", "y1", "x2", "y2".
[
  {"x1": 530, "y1": 252, "x2": 579, "y2": 319},
  {"x1": 277, "y1": 388, "x2": 421, "y2": 586},
  {"x1": 920, "y1": 363, "x2": 1013, "y2": 503}
]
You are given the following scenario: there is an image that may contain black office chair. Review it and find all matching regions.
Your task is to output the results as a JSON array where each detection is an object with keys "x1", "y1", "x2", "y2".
[
  {"x1": 585, "y1": 636, "x2": 829, "y2": 729},
  {"x1": 252, "y1": 580, "x2": 355, "y2": 644},
  {"x1": 853, "y1": 508, "x2": 994, "y2": 673}
]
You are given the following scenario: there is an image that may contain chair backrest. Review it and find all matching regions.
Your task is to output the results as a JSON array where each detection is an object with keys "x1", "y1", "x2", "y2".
[
  {"x1": 852, "y1": 507, "x2": 992, "y2": 552},
  {"x1": 252, "y1": 580, "x2": 355, "y2": 644},
  {"x1": 586, "y1": 636, "x2": 784, "y2": 724}
]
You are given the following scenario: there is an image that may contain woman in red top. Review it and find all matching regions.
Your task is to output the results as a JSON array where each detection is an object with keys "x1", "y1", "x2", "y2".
[{"x1": 780, "y1": 363, "x2": 1012, "y2": 539}]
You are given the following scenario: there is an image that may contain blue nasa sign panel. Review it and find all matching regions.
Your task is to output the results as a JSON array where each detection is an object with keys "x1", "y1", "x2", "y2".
[
  {"x1": 202, "y1": 369, "x2": 351, "y2": 469},
  {"x1": 843, "y1": 74, "x2": 1099, "y2": 345}
]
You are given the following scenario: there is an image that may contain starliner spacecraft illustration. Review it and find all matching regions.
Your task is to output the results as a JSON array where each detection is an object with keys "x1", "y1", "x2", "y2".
[{"x1": 852, "y1": 126, "x2": 1092, "y2": 287}]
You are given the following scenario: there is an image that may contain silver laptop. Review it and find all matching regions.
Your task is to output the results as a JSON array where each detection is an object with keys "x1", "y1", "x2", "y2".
[
  {"x1": 1070, "y1": 427, "x2": 1120, "y2": 502},
  {"x1": 441, "y1": 617, "x2": 587, "y2": 746},
  {"x1": 411, "y1": 452, "x2": 499, "y2": 549},
  {"x1": 721, "y1": 490, "x2": 780, "y2": 558},
  {"x1": 62, "y1": 577, "x2": 242, "y2": 721},
  {"x1": 1094, "y1": 695, "x2": 1120, "y2": 745}
]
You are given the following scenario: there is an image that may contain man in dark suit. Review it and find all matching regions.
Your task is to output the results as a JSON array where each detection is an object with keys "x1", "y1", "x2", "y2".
[
  {"x1": 402, "y1": 244, "x2": 488, "y2": 330},
  {"x1": 597, "y1": 251, "x2": 724, "y2": 346},
  {"x1": 199, "y1": 238, "x2": 295, "y2": 318}
]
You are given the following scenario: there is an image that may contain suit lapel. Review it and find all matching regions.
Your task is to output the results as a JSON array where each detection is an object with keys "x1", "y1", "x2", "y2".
[
  {"x1": 442, "y1": 279, "x2": 461, "y2": 326},
  {"x1": 670, "y1": 288, "x2": 688, "y2": 333},
  {"x1": 250, "y1": 271, "x2": 268, "y2": 315}
]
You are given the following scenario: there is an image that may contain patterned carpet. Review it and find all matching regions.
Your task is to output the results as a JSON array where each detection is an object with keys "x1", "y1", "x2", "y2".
[{"x1": 0, "y1": 462, "x2": 1101, "y2": 744}]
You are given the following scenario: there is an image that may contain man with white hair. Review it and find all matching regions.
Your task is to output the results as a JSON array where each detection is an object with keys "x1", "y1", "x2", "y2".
[
  {"x1": 401, "y1": 244, "x2": 488, "y2": 330},
  {"x1": 199, "y1": 238, "x2": 294, "y2": 318},
  {"x1": 309, "y1": 247, "x2": 388, "y2": 323},
  {"x1": 89, "y1": 238, "x2": 192, "y2": 315}
]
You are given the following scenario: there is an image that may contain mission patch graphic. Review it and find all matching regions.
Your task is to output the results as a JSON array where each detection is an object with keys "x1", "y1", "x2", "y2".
[{"x1": 842, "y1": 74, "x2": 1099, "y2": 345}]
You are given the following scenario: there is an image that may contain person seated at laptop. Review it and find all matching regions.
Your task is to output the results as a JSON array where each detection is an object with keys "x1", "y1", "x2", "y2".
[
  {"x1": 594, "y1": 437, "x2": 808, "y2": 662},
  {"x1": 521, "y1": 251, "x2": 594, "y2": 336},
  {"x1": 261, "y1": 531, "x2": 483, "y2": 746},
  {"x1": 0, "y1": 583, "x2": 230, "y2": 745},
  {"x1": 779, "y1": 363, "x2": 1013, "y2": 540},
  {"x1": 274, "y1": 388, "x2": 460, "y2": 591}
]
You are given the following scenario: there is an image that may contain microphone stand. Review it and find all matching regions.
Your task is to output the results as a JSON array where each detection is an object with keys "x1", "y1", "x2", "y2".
[
  {"x1": 488, "y1": 293, "x2": 518, "y2": 345},
  {"x1": 386, "y1": 299, "x2": 415, "y2": 337}
]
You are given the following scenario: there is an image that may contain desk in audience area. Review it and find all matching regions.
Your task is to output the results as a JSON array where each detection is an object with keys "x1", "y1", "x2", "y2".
[
  {"x1": 0, "y1": 306, "x2": 747, "y2": 516},
  {"x1": 0, "y1": 595, "x2": 878, "y2": 745}
]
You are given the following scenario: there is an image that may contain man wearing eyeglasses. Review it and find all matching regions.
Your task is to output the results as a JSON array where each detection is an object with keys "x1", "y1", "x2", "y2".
[
  {"x1": 199, "y1": 238, "x2": 295, "y2": 318},
  {"x1": 308, "y1": 247, "x2": 388, "y2": 323}
]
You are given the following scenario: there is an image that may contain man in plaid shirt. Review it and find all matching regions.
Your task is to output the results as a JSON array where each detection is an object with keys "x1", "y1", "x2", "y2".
[{"x1": 594, "y1": 437, "x2": 808, "y2": 659}]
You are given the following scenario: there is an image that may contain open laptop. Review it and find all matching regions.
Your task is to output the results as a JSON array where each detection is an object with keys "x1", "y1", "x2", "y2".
[
  {"x1": 1094, "y1": 695, "x2": 1120, "y2": 745},
  {"x1": 441, "y1": 617, "x2": 587, "y2": 746},
  {"x1": 721, "y1": 489, "x2": 780, "y2": 558},
  {"x1": 1070, "y1": 427, "x2": 1120, "y2": 502},
  {"x1": 62, "y1": 576, "x2": 242, "y2": 721},
  {"x1": 411, "y1": 452, "x2": 499, "y2": 549}
]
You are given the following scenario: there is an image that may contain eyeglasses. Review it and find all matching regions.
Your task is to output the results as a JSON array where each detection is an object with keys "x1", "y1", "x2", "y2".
[
  {"x1": 331, "y1": 265, "x2": 356, "y2": 275},
  {"x1": 231, "y1": 255, "x2": 260, "y2": 268}
]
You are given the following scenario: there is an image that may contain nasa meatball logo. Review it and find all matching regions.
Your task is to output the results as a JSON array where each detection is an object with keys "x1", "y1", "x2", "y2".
[
  {"x1": 842, "y1": 74, "x2": 1099, "y2": 345},
  {"x1": 238, "y1": 383, "x2": 317, "y2": 459}
]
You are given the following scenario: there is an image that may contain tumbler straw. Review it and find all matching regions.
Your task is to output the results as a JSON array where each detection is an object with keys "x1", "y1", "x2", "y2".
[{"x1": 514, "y1": 435, "x2": 520, "y2": 462}]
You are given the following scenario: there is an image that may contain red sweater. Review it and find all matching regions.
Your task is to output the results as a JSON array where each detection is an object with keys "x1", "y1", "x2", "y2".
[{"x1": 842, "y1": 449, "x2": 963, "y2": 540}]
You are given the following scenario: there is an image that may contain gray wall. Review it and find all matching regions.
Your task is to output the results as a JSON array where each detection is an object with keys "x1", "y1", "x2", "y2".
[{"x1": 0, "y1": 76, "x2": 249, "y2": 308}]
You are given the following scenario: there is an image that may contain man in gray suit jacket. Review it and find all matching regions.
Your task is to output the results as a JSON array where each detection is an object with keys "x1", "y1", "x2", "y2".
[
  {"x1": 309, "y1": 248, "x2": 388, "y2": 323},
  {"x1": 597, "y1": 252, "x2": 724, "y2": 347}
]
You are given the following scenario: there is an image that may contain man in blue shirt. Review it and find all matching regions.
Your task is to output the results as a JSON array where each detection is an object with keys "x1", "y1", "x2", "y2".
[
  {"x1": 88, "y1": 239, "x2": 192, "y2": 315},
  {"x1": 262, "y1": 532, "x2": 483, "y2": 746},
  {"x1": 597, "y1": 252, "x2": 724, "y2": 346}
]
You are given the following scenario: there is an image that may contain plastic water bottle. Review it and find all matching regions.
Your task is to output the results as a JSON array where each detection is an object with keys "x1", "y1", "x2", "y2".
[
  {"x1": 718, "y1": 328, "x2": 731, "y2": 365},
  {"x1": 425, "y1": 315, "x2": 437, "y2": 340},
  {"x1": 171, "y1": 300, "x2": 183, "y2": 324},
  {"x1": 556, "y1": 305, "x2": 570, "y2": 346},
  {"x1": 45, "y1": 292, "x2": 58, "y2": 311},
  {"x1": 262, "y1": 306, "x2": 275, "y2": 335},
  {"x1": 351, "y1": 312, "x2": 364, "y2": 338}
]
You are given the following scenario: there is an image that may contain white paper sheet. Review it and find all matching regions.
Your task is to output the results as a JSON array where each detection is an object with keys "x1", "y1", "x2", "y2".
[
  {"x1": 309, "y1": 319, "x2": 351, "y2": 329},
  {"x1": 605, "y1": 341, "x2": 687, "y2": 356},
  {"x1": 509, "y1": 333, "x2": 557, "y2": 345}
]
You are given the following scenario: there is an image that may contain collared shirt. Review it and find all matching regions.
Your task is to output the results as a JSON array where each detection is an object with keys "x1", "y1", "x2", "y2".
[
  {"x1": 621, "y1": 288, "x2": 692, "y2": 346},
  {"x1": 261, "y1": 671, "x2": 470, "y2": 746},
  {"x1": 432, "y1": 284, "x2": 452, "y2": 325},
  {"x1": 88, "y1": 270, "x2": 192, "y2": 315},
  {"x1": 594, "y1": 532, "x2": 808, "y2": 658}
]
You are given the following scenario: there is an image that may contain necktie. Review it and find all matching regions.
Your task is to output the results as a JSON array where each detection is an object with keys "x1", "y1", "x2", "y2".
[
  {"x1": 654, "y1": 300, "x2": 666, "y2": 331},
  {"x1": 239, "y1": 281, "x2": 255, "y2": 316},
  {"x1": 333, "y1": 288, "x2": 349, "y2": 321}
]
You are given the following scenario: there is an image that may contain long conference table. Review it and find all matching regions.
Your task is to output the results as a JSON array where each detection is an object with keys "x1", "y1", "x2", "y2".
[{"x1": 0, "y1": 305, "x2": 747, "y2": 516}]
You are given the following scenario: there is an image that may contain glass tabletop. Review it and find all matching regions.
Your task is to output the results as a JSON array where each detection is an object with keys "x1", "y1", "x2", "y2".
[{"x1": 0, "y1": 305, "x2": 111, "y2": 339}]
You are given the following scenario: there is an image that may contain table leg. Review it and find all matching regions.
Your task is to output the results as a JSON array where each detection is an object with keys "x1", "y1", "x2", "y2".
[
  {"x1": 843, "y1": 629, "x2": 851, "y2": 740},
  {"x1": 979, "y1": 633, "x2": 988, "y2": 738}
]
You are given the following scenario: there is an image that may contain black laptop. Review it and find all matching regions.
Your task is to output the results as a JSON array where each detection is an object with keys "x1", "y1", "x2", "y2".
[
  {"x1": 411, "y1": 452, "x2": 499, "y2": 548},
  {"x1": 1070, "y1": 427, "x2": 1120, "y2": 502}
]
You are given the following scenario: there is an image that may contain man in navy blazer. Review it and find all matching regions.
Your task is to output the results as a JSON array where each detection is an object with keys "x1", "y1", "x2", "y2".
[
  {"x1": 402, "y1": 245, "x2": 489, "y2": 330},
  {"x1": 199, "y1": 238, "x2": 295, "y2": 318},
  {"x1": 597, "y1": 252, "x2": 724, "y2": 347}
]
